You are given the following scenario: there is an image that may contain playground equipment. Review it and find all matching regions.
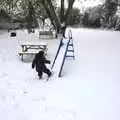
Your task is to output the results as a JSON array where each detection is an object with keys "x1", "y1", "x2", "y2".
[
  {"x1": 8, "y1": 25, "x2": 17, "y2": 37},
  {"x1": 51, "y1": 29, "x2": 74, "y2": 77},
  {"x1": 10, "y1": 31, "x2": 16, "y2": 37}
]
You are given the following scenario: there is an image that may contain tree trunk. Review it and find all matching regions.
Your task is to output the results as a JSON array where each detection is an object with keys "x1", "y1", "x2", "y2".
[
  {"x1": 64, "y1": 0, "x2": 75, "y2": 25},
  {"x1": 41, "y1": 0, "x2": 75, "y2": 35},
  {"x1": 60, "y1": 0, "x2": 65, "y2": 23},
  {"x1": 42, "y1": 1, "x2": 56, "y2": 29},
  {"x1": 47, "y1": 0, "x2": 61, "y2": 32},
  {"x1": 41, "y1": 0, "x2": 61, "y2": 33}
]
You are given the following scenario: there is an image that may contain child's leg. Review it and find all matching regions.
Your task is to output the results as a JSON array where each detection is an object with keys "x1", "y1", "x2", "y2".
[
  {"x1": 38, "y1": 71, "x2": 43, "y2": 79},
  {"x1": 43, "y1": 68, "x2": 52, "y2": 77}
]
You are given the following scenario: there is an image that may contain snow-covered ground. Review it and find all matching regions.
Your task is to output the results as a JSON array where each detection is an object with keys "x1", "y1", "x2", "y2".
[{"x1": 0, "y1": 28, "x2": 120, "y2": 120}]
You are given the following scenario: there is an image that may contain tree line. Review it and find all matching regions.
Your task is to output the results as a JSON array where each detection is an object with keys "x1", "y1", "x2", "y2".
[{"x1": 0, "y1": 0, "x2": 120, "y2": 32}]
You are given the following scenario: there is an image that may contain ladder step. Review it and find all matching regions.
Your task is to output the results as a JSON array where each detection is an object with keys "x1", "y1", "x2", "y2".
[
  {"x1": 66, "y1": 38, "x2": 75, "y2": 59},
  {"x1": 68, "y1": 44, "x2": 73, "y2": 46},
  {"x1": 68, "y1": 47, "x2": 74, "y2": 49},
  {"x1": 66, "y1": 55, "x2": 75, "y2": 58},
  {"x1": 67, "y1": 50, "x2": 74, "y2": 52}
]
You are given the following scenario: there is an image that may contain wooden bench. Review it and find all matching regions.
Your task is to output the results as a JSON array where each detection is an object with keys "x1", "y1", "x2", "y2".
[{"x1": 39, "y1": 30, "x2": 53, "y2": 39}]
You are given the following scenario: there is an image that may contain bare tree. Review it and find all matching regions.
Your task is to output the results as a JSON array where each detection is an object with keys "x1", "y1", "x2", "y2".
[
  {"x1": 0, "y1": 0, "x2": 76, "y2": 34},
  {"x1": 41, "y1": 0, "x2": 75, "y2": 33}
]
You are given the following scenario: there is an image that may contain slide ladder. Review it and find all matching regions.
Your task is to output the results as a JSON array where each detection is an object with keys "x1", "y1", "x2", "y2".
[{"x1": 66, "y1": 37, "x2": 75, "y2": 59}]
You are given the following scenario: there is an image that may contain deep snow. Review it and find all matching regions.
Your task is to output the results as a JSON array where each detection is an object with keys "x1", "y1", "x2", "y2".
[{"x1": 0, "y1": 28, "x2": 120, "y2": 120}]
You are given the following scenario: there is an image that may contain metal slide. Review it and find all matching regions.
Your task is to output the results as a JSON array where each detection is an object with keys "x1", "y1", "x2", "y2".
[{"x1": 52, "y1": 38, "x2": 69, "y2": 77}]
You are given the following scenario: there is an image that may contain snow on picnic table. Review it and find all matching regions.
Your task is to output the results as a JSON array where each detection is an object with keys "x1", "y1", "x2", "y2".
[{"x1": 0, "y1": 28, "x2": 120, "y2": 120}]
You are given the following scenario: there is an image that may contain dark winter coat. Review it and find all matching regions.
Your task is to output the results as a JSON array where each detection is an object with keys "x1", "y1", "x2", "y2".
[{"x1": 32, "y1": 51, "x2": 50, "y2": 72}]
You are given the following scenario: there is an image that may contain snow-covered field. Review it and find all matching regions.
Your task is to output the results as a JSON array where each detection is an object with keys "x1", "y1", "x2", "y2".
[{"x1": 0, "y1": 28, "x2": 120, "y2": 120}]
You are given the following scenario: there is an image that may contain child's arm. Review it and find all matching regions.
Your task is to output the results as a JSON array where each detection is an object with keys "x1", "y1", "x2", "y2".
[
  {"x1": 32, "y1": 58, "x2": 36, "y2": 69},
  {"x1": 44, "y1": 59, "x2": 51, "y2": 64},
  {"x1": 42, "y1": 56, "x2": 51, "y2": 64}
]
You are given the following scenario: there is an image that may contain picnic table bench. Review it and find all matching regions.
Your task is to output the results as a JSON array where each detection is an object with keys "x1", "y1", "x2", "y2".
[{"x1": 18, "y1": 41, "x2": 48, "y2": 61}]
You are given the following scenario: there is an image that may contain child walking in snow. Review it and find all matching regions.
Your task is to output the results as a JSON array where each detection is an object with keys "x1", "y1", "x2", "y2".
[{"x1": 32, "y1": 51, "x2": 52, "y2": 79}]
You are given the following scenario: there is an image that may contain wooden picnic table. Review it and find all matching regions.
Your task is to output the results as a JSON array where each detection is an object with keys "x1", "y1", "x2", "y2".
[{"x1": 18, "y1": 41, "x2": 48, "y2": 61}]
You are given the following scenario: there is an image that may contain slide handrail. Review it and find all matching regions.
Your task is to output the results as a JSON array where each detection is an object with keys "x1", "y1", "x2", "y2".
[{"x1": 51, "y1": 38, "x2": 63, "y2": 68}]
